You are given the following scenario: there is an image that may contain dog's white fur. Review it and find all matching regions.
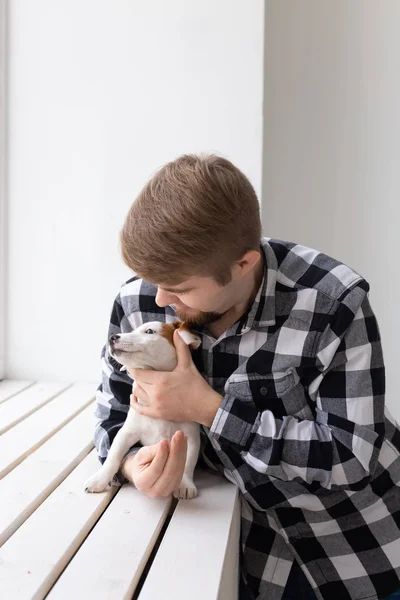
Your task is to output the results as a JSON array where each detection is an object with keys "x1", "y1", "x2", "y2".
[{"x1": 84, "y1": 321, "x2": 202, "y2": 499}]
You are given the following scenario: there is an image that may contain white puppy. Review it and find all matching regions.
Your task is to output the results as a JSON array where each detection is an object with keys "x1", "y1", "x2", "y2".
[{"x1": 84, "y1": 321, "x2": 202, "y2": 499}]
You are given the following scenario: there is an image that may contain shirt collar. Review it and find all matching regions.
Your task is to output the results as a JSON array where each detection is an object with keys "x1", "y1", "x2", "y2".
[{"x1": 236, "y1": 237, "x2": 277, "y2": 334}]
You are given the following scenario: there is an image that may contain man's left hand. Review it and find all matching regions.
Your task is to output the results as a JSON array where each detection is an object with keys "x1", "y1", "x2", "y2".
[{"x1": 128, "y1": 328, "x2": 222, "y2": 428}]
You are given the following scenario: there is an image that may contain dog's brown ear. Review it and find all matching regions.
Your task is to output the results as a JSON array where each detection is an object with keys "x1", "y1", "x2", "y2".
[
  {"x1": 162, "y1": 321, "x2": 201, "y2": 349},
  {"x1": 175, "y1": 322, "x2": 201, "y2": 349}
]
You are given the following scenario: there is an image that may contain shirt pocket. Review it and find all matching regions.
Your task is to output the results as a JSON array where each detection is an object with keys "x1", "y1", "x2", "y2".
[{"x1": 225, "y1": 368, "x2": 315, "y2": 420}]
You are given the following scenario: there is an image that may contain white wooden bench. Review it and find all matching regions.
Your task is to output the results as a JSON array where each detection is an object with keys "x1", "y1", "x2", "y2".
[{"x1": 0, "y1": 380, "x2": 240, "y2": 599}]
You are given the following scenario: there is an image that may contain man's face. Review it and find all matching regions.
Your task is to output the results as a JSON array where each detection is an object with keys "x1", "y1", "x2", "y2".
[{"x1": 155, "y1": 274, "x2": 233, "y2": 327}]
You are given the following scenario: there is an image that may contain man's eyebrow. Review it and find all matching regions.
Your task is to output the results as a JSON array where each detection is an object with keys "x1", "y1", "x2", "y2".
[{"x1": 160, "y1": 286, "x2": 195, "y2": 293}]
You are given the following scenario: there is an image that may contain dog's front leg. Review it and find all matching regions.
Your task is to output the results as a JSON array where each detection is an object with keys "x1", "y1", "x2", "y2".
[
  {"x1": 84, "y1": 417, "x2": 140, "y2": 493},
  {"x1": 173, "y1": 424, "x2": 201, "y2": 500}
]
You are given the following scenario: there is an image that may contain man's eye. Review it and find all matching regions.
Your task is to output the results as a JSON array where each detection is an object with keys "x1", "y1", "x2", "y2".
[{"x1": 145, "y1": 328, "x2": 154, "y2": 334}]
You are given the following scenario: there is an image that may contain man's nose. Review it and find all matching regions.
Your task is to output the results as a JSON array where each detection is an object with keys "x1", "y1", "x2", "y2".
[
  {"x1": 109, "y1": 334, "x2": 120, "y2": 344},
  {"x1": 156, "y1": 288, "x2": 176, "y2": 307}
]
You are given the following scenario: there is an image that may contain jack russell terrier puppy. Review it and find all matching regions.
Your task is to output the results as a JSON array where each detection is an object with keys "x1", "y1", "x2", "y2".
[{"x1": 84, "y1": 321, "x2": 202, "y2": 499}]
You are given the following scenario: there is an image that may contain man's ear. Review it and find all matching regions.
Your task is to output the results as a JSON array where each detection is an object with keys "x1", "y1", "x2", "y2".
[
  {"x1": 232, "y1": 249, "x2": 262, "y2": 279},
  {"x1": 173, "y1": 321, "x2": 201, "y2": 349}
]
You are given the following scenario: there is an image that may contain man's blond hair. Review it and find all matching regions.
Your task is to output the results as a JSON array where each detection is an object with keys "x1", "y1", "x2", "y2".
[{"x1": 120, "y1": 154, "x2": 262, "y2": 286}]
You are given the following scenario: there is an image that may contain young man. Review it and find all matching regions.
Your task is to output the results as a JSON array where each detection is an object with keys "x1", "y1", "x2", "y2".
[{"x1": 94, "y1": 154, "x2": 400, "y2": 600}]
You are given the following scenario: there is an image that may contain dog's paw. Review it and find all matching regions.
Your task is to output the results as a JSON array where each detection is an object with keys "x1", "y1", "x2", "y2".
[
  {"x1": 173, "y1": 480, "x2": 197, "y2": 500},
  {"x1": 84, "y1": 471, "x2": 113, "y2": 493}
]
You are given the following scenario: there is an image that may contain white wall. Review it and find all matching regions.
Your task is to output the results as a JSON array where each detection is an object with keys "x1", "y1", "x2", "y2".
[
  {"x1": 6, "y1": 0, "x2": 264, "y2": 381},
  {"x1": 262, "y1": 1, "x2": 400, "y2": 418},
  {"x1": 9, "y1": 0, "x2": 399, "y2": 422},
  {"x1": 0, "y1": 0, "x2": 6, "y2": 379}
]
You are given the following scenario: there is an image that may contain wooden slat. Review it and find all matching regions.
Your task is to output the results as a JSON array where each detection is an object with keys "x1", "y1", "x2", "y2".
[
  {"x1": 0, "y1": 401, "x2": 95, "y2": 546},
  {"x1": 0, "y1": 450, "x2": 118, "y2": 599},
  {"x1": 46, "y1": 480, "x2": 173, "y2": 600},
  {"x1": 0, "y1": 450, "x2": 171, "y2": 600},
  {"x1": 0, "y1": 382, "x2": 96, "y2": 480},
  {"x1": 0, "y1": 380, "x2": 34, "y2": 404},
  {"x1": 217, "y1": 490, "x2": 242, "y2": 600},
  {"x1": 0, "y1": 379, "x2": 241, "y2": 599},
  {"x1": 0, "y1": 381, "x2": 71, "y2": 434},
  {"x1": 139, "y1": 469, "x2": 241, "y2": 600}
]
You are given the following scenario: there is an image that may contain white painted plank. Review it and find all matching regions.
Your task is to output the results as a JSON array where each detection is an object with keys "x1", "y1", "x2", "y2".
[
  {"x1": 0, "y1": 380, "x2": 34, "y2": 404},
  {"x1": 0, "y1": 450, "x2": 118, "y2": 600},
  {"x1": 0, "y1": 450, "x2": 171, "y2": 600},
  {"x1": 0, "y1": 381, "x2": 71, "y2": 434},
  {"x1": 139, "y1": 469, "x2": 241, "y2": 600},
  {"x1": 218, "y1": 491, "x2": 241, "y2": 600},
  {"x1": 0, "y1": 401, "x2": 95, "y2": 546},
  {"x1": 0, "y1": 382, "x2": 96, "y2": 480},
  {"x1": 47, "y1": 481, "x2": 172, "y2": 600}
]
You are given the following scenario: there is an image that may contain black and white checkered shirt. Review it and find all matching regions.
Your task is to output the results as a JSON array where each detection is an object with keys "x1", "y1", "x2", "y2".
[{"x1": 94, "y1": 237, "x2": 400, "y2": 600}]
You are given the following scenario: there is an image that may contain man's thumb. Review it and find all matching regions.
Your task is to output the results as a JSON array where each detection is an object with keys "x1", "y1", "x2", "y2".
[{"x1": 173, "y1": 329, "x2": 192, "y2": 369}]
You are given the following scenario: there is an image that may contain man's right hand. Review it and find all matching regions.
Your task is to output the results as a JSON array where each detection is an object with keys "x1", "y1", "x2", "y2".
[{"x1": 120, "y1": 430, "x2": 188, "y2": 498}]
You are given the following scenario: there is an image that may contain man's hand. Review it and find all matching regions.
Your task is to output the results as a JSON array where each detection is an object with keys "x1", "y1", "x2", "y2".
[
  {"x1": 128, "y1": 329, "x2": 222, "y2": 427},
  {"x1": 121, "y1": 431, "x2": 187, "y2": 498}
]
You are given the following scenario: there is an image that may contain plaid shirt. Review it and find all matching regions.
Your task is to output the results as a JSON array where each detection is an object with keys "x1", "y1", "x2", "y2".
[{"x1": 94, "y1": 237, "x2": 400, "y2": 600}]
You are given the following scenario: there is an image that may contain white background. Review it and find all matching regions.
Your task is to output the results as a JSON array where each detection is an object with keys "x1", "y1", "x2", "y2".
[
  {"x1": 262, "y1": 1, "x2": 400, "y2": 418},
  {"x1": 5, "y1": 0, "x2": 264, "y2": 381},
  {"x1": 3, "y1": 1, "x2": 400, "y2": 420}
]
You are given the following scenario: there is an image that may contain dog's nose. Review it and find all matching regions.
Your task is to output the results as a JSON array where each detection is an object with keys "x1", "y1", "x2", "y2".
[{"x1": 109, "y1": 334, "x2": 120, "y2": 344}]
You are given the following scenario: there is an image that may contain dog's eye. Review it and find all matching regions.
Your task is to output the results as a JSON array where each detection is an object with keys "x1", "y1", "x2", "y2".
[{"x1": 145, "y1": 328, "x2": 154, "y2": 334}]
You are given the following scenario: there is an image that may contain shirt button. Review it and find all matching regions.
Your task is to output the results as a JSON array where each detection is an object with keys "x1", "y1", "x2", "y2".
[{"x1": 260, "y1": 386, "x2": 268, "y2": 395}]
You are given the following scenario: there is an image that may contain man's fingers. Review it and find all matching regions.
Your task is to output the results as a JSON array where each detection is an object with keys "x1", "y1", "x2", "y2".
[
  {"x1": 133, "y1": 432, "x2": 187, "y2": 497},
  {"x1": 131, "y1": 384, "x2": 149, "y2": 405},
  {"x1": 151, "y1": 431, "x2": 187, "y2": 496},
  {"x1": 131, "y1": 369, "x2": 159, "y2": 384},
  {"x1": 136, "y1": 440, "x2": 167, "y2": 467},
  {"x1": 132, "y1": 383, "x2": 141, "y2": 397},
  {"x1": 135, "y1": 439, "x2": 170, "y2": 489}
]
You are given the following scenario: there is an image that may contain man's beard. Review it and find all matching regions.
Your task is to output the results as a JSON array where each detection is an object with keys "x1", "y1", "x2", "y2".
[{"x1": 172, "y1": 306, "x2": 226, "y2": 327}]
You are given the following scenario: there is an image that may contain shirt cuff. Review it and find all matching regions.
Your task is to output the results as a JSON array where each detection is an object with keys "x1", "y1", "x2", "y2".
[{"x1": 207, "y1": 394, "x2": 259, "y2": 449}]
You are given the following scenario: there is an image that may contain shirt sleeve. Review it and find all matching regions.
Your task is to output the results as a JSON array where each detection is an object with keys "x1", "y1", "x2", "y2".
[
  {"x1": 207, "y1": 282, "x2": 386, "y2": 497},
  {"x1": 94, "y1": 292, "x2": 142, "y2": 484}
]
